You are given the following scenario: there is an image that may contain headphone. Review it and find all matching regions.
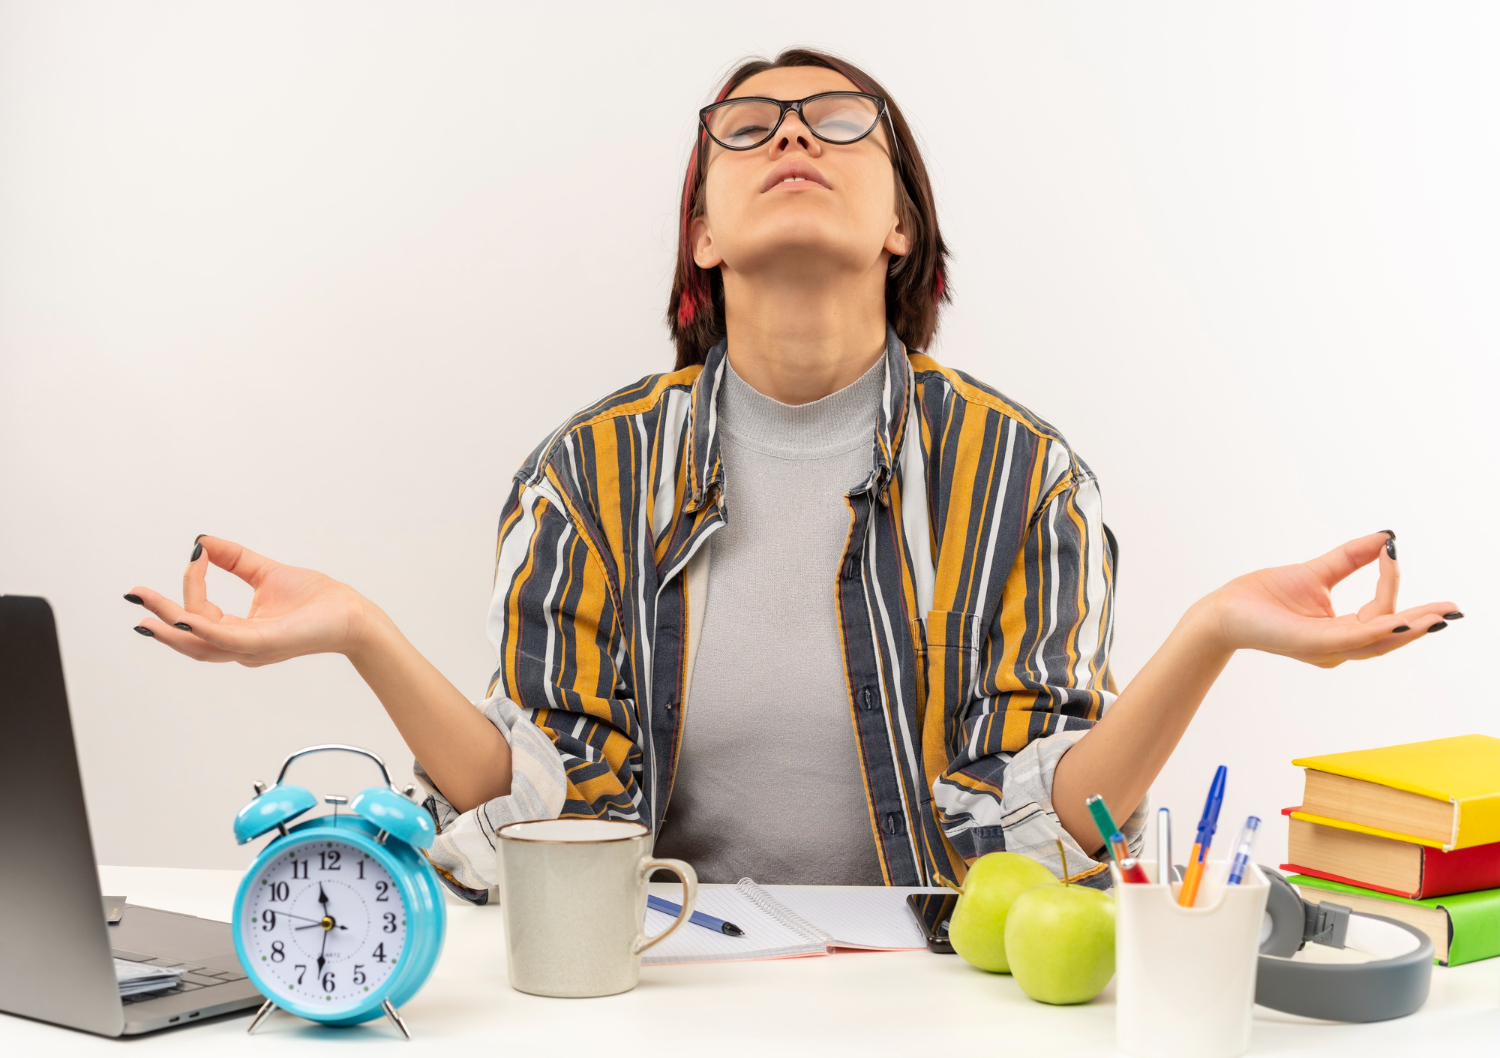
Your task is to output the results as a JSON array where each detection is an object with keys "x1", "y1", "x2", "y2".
[{"x1": 1255, "y1": 865, "x2": 1433, "y2": 1022}]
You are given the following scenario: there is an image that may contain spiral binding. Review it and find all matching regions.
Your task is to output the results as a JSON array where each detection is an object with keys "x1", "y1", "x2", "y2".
[{"x1": 733, "y1": 878, "x2": 834, "y2": 951}]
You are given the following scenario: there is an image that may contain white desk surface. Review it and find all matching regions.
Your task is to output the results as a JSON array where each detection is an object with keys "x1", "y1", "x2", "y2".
[{"x1": 3, "y1": 866, "x2": 1497, "y2": 1055}]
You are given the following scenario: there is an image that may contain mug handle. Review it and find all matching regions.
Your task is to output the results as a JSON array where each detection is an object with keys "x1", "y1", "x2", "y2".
[{"x1": 633, "y1": 857, "x2": 698, "y2": 956}]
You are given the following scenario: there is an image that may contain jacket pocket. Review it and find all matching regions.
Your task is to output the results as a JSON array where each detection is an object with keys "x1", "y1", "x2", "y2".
[
  {"x1": 921, "y1": 610, "x2": 983, "y2": 653},
  {"x1": 912, "y1": 610, "x2": 983, "y2": 729}
]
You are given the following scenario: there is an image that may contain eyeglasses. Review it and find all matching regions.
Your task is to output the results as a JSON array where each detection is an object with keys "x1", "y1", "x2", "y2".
[{"x1": 699, "y1": 91, "x2": 890, "y2": 152}]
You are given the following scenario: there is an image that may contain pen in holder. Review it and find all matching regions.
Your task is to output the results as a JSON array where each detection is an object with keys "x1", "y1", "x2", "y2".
[{"x1": 1113, "y1": 859, "x2": 1269, "y2": 1058}]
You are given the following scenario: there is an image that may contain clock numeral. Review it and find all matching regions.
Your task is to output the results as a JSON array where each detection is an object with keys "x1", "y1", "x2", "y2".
[
  {"x1": 294, "y1": 964, "x2": 306, "y2": 985},
  {"x1": 353, "y1": 965, "x2": 366, "y2": 986},
  {"x1": 357, "y1": 859, "x2": 365, "y2": 880},
  {"x1": 319, "y1": 850, "x2": 341, "y2": 872},
  {"x1": 268, "y1": 881, "x2": 289, "y2": 902},
  {"x1": 383, "y1": 912, "x2": 397, "y2": 933},
  {"x1": 322, "y1": 971, "x2": 335, "y2": 993},
  {"x1": 291, "y1": 859, "x2": 308, "y2": 880},
  {"x1": 270, "y1": 941, "x2": 285, "y2": 963},
  {"x1": 261, "y1": 910, "x2": 276, "y2": 931},
  {"x1": 375, "y1": 881, "x2": 389, "y2": 902},
  {"x1": 372, "y1": 943, "x2": 386, "y2": 963}
]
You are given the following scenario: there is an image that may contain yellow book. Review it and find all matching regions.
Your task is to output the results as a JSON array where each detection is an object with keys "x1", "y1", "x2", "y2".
[{"x1": 1292, "y1": 734, "x2": 1500, "y2": 852}]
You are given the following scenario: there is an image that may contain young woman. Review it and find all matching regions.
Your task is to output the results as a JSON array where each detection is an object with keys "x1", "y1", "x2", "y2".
[{"x1": 126, "y1": 49, "x2": 1459, "y2": 897}]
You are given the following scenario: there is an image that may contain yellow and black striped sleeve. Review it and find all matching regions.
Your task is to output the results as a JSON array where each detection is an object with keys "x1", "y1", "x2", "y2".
[{"x1": 485, "y1": 468, "x2": 647, "y2": 824}]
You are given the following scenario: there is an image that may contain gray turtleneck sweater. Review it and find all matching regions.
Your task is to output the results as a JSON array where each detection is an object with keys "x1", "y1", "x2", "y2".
[{"x1": 651, "y1": 353, "x2": 887, "y2": 886}]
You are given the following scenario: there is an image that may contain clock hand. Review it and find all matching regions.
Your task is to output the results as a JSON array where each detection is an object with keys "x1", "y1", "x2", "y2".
[
  {"x1": 315, "y1": 882, "x2": 330, "y2": 977},
  {"x1": 296, "y1": 921, "x2": 349, "y2": 931},
  {"x1": 272, "y1": 910, "x2": 328, "y2": 925}
]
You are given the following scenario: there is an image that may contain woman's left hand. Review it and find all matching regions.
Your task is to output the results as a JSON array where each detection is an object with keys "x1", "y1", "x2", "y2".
[{"x1": 1199, "y1": 530, "x2": 1460, "y2": 667}]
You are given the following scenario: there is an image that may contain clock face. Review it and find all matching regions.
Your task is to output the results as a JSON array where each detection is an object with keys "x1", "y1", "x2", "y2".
[{"x1": 239, "y1": 838, "x2": 409, "y2": 1011}]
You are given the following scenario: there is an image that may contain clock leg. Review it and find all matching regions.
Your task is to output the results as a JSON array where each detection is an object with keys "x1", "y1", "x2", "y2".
[
  {"x1": 381, "y1": 999, "x2": 411, "y2": 1040},
  {"x1": 245, "y1": 999, "x2": 278, "y2": 1035}
]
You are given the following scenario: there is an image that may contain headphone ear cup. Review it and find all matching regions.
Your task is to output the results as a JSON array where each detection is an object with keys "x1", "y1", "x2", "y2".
[{"x1": 1259, "y1": 864, "x2": 1307, "y2": 957}]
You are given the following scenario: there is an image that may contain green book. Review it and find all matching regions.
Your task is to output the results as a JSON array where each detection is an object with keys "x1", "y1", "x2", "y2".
[{"x1": 1287, "y1": 873, "x2": 1500, "y2": 966}]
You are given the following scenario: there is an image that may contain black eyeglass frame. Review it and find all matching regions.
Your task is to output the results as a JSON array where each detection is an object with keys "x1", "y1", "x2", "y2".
[{"x1": 698, "y1": 91, "x2": 894, "y2": 154}]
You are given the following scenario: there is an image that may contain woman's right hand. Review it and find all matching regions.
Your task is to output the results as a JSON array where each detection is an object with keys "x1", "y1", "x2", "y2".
[{"x1": 125, "y1": 535, "x2": 373, "y2": 667}]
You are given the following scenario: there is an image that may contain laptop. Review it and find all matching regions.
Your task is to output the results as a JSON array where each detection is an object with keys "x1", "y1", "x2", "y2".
[{"x1": 0, "y1": 595, "x2": 263, "y2": 1035}]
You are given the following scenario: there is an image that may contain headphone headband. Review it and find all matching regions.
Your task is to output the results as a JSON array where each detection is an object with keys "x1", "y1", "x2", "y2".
[{"x1": 1255, "y1": 867, "x2": 1433, "y2": 1022}]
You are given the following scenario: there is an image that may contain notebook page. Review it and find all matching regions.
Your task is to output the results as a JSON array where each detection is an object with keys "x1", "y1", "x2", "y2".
[
  {"x1": 759, "y1": 886, "x2": 948, "y2": 950},
  {"x1": 640, "y1": 885, "x2": 826, "y2": 965}
]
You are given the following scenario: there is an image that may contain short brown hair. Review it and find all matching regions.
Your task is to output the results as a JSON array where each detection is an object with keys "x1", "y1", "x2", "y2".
[{"x1": 667, "y1": 48, "x2": 951, "y2": 370}]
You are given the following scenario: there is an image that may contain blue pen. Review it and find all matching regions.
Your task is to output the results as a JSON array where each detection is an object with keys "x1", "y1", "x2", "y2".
[
  {"x1": 647, "y1": 894, "x2": 745, "y2": 937},
  {"x1": 1226, "y1": 816, "x2": 1262, "y2": 885},
  {"x1": 1177, "y1": 764, "x2": 1227, "y2": 907},
  {"x1": 1156, "y1": 806, "x2": 1172, "y2": 885}
]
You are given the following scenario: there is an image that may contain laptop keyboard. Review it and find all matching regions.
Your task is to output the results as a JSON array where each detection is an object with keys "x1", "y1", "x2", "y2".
[{"x1": 113, "y1": 949, "x2": 247, "y2": 1004}]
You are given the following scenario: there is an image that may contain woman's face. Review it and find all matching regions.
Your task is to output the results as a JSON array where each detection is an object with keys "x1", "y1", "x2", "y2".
[{"x1": 690, "y1": 67, "x2": 909, "y2": 284}]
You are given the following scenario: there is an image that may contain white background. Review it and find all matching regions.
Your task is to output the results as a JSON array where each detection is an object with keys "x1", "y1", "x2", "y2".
[{"x1": 1, "y1": 2, "x2": 1494, "y2": 872}]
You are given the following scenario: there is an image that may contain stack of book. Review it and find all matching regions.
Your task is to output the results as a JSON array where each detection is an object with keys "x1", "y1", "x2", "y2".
[{"x1": 1281, "y1": 733, "x2": 1500, "y2": 967}]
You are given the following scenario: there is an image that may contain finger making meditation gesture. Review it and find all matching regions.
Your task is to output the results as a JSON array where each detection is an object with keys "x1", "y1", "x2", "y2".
[
  {"x1": 127, "y1": 534, "x2": 514, "y2": 813},
  {"x1": 125, "y1": 535, "x2": 370, "y2": 665},
  {"x1": 1208, "y1": 530, "x2": 1459, "y2": 667}
]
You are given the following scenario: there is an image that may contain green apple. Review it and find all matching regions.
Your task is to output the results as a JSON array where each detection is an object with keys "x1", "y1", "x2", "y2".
[
  {"x1": 948, "y1": 852, "x2": 1061, "y2": 972},
  {"x1": 1004, "y1": 883, "x2": 1116, "y2": 1004}
]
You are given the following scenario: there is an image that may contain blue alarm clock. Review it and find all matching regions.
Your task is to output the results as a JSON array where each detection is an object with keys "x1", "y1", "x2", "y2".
[{"x1": 231, "y1": 744, "x2": 446, "y2": 1038}]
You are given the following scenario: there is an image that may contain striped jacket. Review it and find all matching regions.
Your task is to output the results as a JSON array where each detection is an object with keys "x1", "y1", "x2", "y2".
[{"x1": 416, "y1": 326, "x2": 1145, "y2": 898}]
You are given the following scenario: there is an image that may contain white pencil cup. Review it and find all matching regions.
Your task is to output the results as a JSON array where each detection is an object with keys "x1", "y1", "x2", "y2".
[{"x1": 1113, "y1": 859, "x2": 1269, "y2": 1058}]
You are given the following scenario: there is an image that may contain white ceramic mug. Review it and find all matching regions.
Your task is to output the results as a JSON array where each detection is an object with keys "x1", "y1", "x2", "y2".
[{"x1": 495, "y1": 819, "x2": 697, "y2": 998}]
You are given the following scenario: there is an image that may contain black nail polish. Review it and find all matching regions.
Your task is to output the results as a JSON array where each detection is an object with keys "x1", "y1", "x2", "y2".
[
  {"x1": 191, "y1": 541, "x2": 203, "y2": 562},
  {"x1": 173, "y1": 622, "x2": 193, "y2": 632},
  {"x1": 123, "y1": 593, "x2": 143, "y2": 605},
  {"x1": 133, "y1": 625, "x2": 154, "y2": 638},
  {"x1": 1444, "y1": 611, "x2": 1464, "y2": 620},
  {"x1": 1385, "y1": 538, "x2": 1397, "y2": 561},
  {"x1": 1381, "y1": 529, "x2": 1396, "y2": 540},
  {"x1": 1427, "y1": 621, "x2": 1448, "y2": 633},
  {"x1": 1393, "y1": 625, "x2": 1410, "y2": 633}
]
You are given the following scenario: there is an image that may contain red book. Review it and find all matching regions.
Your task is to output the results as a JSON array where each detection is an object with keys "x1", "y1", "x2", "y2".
[{"x1": 1281, "y1": 806, "x2": 1500, "y2": 899}]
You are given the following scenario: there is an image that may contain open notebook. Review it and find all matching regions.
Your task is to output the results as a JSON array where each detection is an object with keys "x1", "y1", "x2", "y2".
[{"x1": 642, "y1": 881, "x2": 947, "y2": 965}]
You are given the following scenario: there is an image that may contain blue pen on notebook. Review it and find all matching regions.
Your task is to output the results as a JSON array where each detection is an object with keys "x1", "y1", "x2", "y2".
[
  {"x1": 1225, "y1": 816, "x2": 1262, "y2": 886},
  {"x1": 647, "y1": 894, "x2": 745, "y2": 937}
]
